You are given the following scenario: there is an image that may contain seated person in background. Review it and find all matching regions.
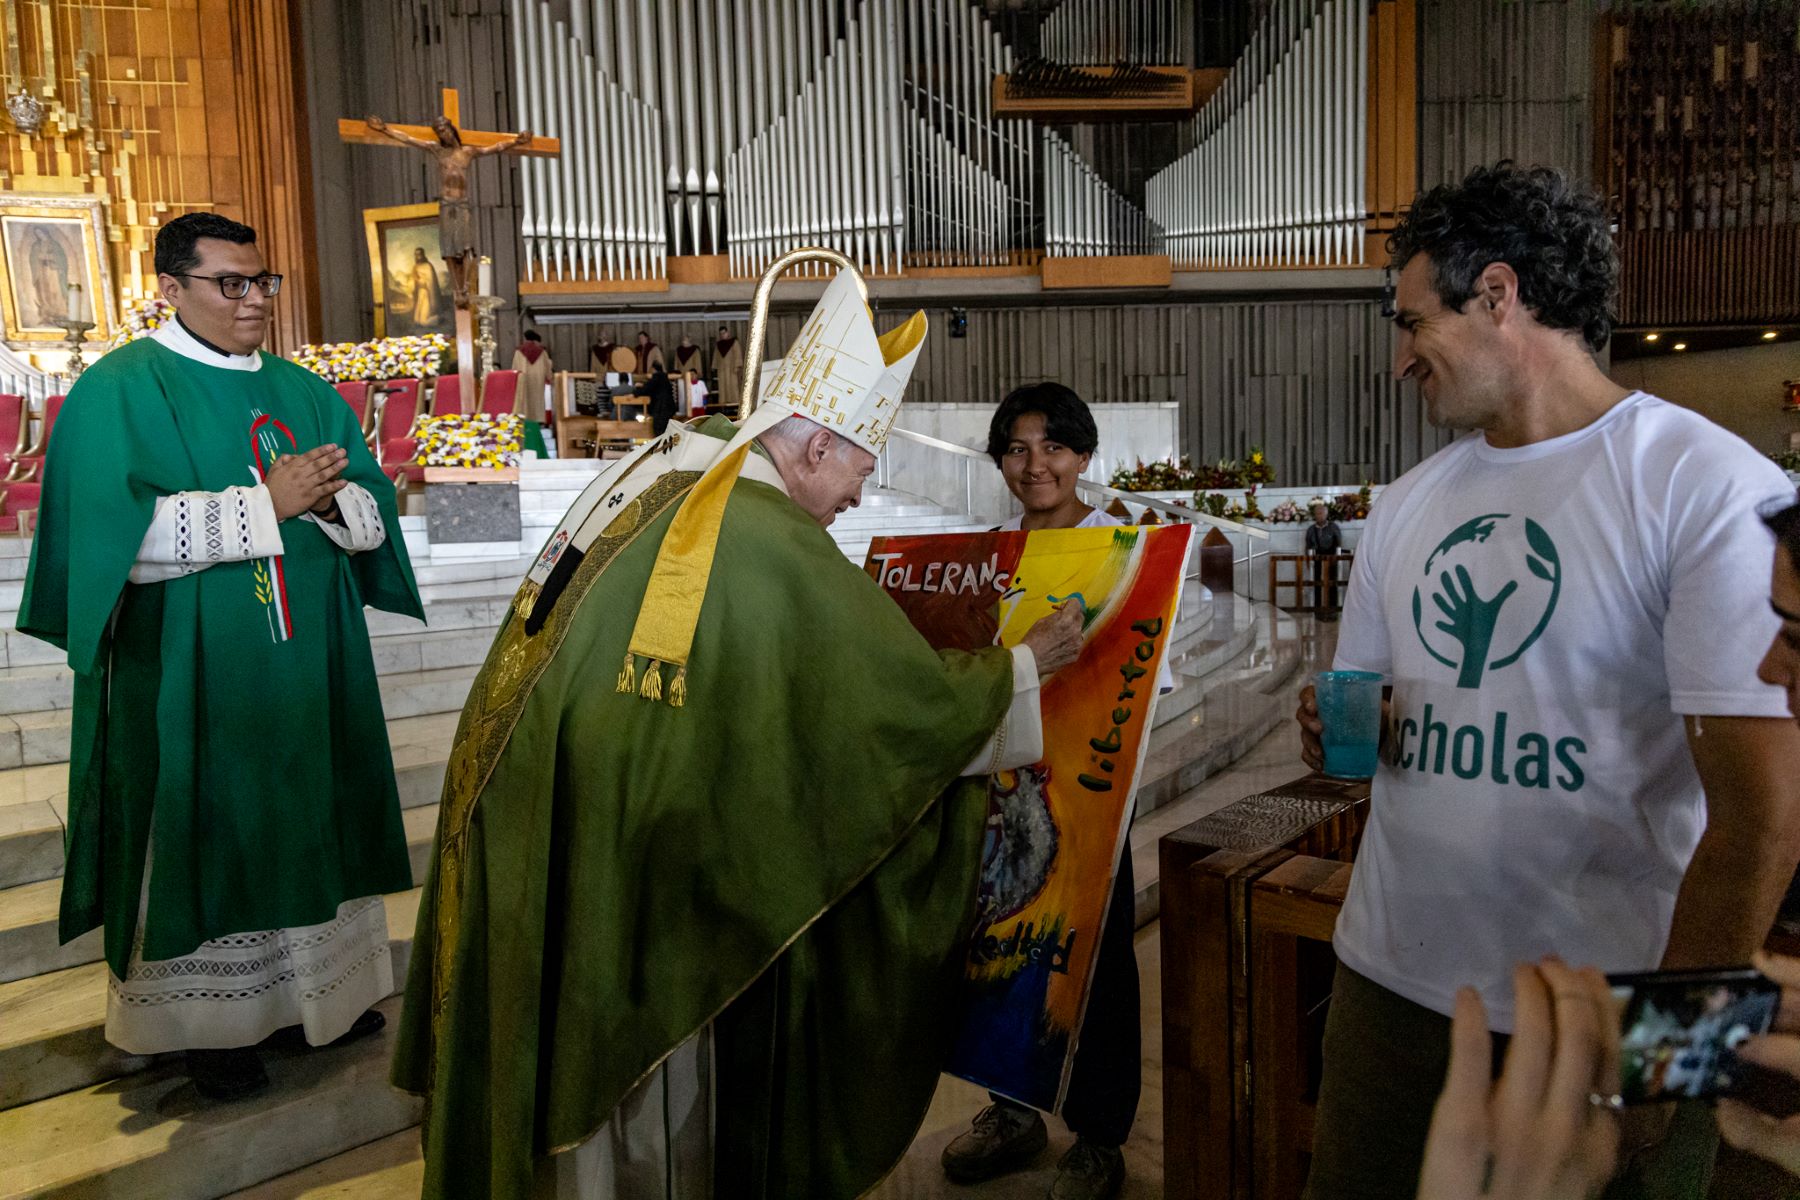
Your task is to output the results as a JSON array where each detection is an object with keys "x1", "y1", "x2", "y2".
[
  {"x1": 1305, "y1": 499, "x2": 1343, "y2": 622},
  {"x1": 639, "y1": 364, "x2": 677, "y2": 436},
  {"x1": 942, "y1": 383, "x2": 1168, "y2": 1200}
]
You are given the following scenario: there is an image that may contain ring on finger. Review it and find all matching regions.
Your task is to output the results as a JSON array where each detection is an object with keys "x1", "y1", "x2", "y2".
[{"x1": 1587, "y1": 1091, "x2": 1623, "y2": 1113}]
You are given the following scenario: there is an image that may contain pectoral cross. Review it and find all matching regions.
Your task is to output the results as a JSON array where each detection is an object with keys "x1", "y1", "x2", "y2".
[{"x1": 339, "y1": 88, "x2": 560, "y2": 409}]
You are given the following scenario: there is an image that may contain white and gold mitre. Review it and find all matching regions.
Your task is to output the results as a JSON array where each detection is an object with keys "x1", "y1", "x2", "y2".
[
  {"x1": 611, "y1": 263, "x2": 927, "y2": 708},
  {"x1": 741, "y1": 267, "x2": 927, "y2": 455}
]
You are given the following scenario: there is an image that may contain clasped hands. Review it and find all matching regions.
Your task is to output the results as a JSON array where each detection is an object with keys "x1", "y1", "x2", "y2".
[{"x1": 265, "y1": 444, "x2": 350, "y2": 521}]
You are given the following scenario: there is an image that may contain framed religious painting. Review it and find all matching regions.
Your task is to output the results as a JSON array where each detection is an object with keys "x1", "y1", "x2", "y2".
[
  {"x1": 365, "y1": 202, "x2": 454, "y2": 340},
  {"x1": 0, "y1": 193, "x2": 114, "y2": 348}
]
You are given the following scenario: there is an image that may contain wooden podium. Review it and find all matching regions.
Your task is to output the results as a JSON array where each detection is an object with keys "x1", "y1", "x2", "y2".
[{"x1": 1159, "y1": 775, "x2": 1370, "y2": 1200}]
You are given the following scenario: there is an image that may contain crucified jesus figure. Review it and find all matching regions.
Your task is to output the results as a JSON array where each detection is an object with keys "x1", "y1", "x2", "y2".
[{"x1": 364, "y1": 114, "x2": 532, "y2": 307}]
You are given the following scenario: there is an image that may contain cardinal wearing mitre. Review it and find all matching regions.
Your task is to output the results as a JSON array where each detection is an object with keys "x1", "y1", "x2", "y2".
[{"x1": 393, "y1": 267, "x2": 1086, "y2": 1199}]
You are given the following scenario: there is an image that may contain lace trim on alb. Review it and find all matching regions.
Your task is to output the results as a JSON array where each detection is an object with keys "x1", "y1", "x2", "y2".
[
  {"x1": 109, "y1": 896, "x2": 389, "y2": 1008},
  {"x1": 169, "y1": 488, "x2": 258, "y2": 575}
]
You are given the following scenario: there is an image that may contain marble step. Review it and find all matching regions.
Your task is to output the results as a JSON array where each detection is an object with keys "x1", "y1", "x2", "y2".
[
  {"x1": 222, "y1": 1131, "x2": 422, "y2": 1200},
  {"x1": 0, "y1": 630, "x2": 495, "y2": 722},
  {"x1": 0, "y1": 808, "x2": 438, "y2": 988},
  {"x1": 1128, "y1": 647, "x2": 1312, "y2": 928},
  {"x1": 1131, "y1": 600, "x2": 1289, "y2": 822},
  {"x1": 0, "y1": 802, "x2": 61, "y2": 891},
  {"x1": 3, "y1": 667, "x2": 472, "y2": 771},
  {"x1": 0, "y1": 993, "x2": 419, "y2": 1200},
  {"x1": 0, "y1": 582, "x2": 522, "y2": 674},
  {"x1": 0, "y1": 709, "x2": 451, "y2": 890},
  {"x1": 0, "y1": 888, "x2": 423, "y2": 1114},
  {"x1": 1135, "y1": 638, "x2": 1303, "y2": 827}
]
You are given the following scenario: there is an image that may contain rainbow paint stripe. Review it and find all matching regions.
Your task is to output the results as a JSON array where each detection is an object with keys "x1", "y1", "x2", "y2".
[{"x1": 248, "y1": 412, "x2": 296, "y2": 643}]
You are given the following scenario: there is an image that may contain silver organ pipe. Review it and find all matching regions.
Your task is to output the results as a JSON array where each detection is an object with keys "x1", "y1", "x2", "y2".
[
  {"x1": 1039, "y1": 0, "x2": 1187, "y2": 66},
  {"x1": 519, "y1": 0, "x2": 667, "y2": 283},
  {"x1": 1041, "y1": 128, "x2": 1164, "y2": 258},
  {"x1": 515, "y1": 0, "x2": 1233, "y2": 281},
  {"x1": 723, "y1": 0, "x2": 913, "y2": 278},
  {"x1": 509, "y1": 0, "x2": 538, "y2": 280},
  {"x1": 1145, "y1": 0, "x2": 1367, "y2": 270},
  {"x1": 899, "y1": 0, "x2": 1030, "y2": 269}
]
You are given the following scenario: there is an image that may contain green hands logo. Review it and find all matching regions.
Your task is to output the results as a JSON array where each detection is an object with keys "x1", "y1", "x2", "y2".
[{"x1": 1412, "y1": 514, "x2": 1562, "y2": 688}]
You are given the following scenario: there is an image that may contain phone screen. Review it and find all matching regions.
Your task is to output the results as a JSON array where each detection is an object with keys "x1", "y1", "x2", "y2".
[{"x1": 1609, "y1": 968, "x2": 1780, "y2": 1105}]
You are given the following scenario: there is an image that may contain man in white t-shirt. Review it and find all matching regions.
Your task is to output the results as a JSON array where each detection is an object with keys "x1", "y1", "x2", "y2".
[{"x1": 1295, "y1": 163, "x2": 1800, "y2": 1199}]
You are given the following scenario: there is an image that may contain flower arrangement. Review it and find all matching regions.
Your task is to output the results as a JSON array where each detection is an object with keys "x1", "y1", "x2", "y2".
[
  {"x1": 1110, "y1": 450, "x2": 1279, "y2": 493},
  {"x1": 1331, "y1": 485, "x2": 1374, "y2": 521},
  {"x1": 1267, "y1": 499, "x2": 1304, "y2": 523},
  {"x1": 1773, "y1": 450, "x2": 1800, "y2": 474},
  {"x1": 1109, "y1": 456, "x2": 1198, "y2": 491},
  {"x1": 108, "y1": 296, "x2": 175, "y2": 349},
  {"x1": 1227, "y1": 485, "x2": 1264, "y2": 521},
  {"x1": 410, "y1": 413, "x2": 524, "y2": 469},
  {"x1": 1240, "y1": 447, "x2": 1276, "y2": 486},
  {"x1": 291, "y1": 334, "x2": 450, "y2": 383}
]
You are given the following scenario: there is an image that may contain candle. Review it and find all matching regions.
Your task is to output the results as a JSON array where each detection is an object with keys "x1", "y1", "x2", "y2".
[{"x1": 478, "y1": 257, "x2": 493, "y2": 297}]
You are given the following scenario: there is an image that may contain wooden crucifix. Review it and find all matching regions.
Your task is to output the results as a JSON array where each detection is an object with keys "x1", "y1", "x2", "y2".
[{"x1": 340, "y1": 88, "x2": 559, "y2": 409}]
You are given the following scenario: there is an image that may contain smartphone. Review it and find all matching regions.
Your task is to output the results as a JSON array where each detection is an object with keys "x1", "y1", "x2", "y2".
[{"x1": 1608, "y1": 967, "x2": 1781, "y2": 1105}]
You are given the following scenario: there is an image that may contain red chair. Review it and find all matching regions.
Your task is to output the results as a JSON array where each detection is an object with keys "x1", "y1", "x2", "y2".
[
  {"x1": 9, "y1": 394, "x2": 64, "y2": 483},
  {"x1": 334, "y1": 381, "x2": 375, "y2": 440},
  {"x1": 1, "y1": 394, "x2": 27, "y2": 480},
  {"x1": 388, "y1": 437, "x2": 427, "y2": 489},
  {"x1": 373, "y1": 380, "x2": 421, "y2": 465},
  {"x1": 478, "y1": 369, "x2": 520, "y2": 416},
  {"x1": 429, "y1": 374, "x2": 464, "y2": 417},
  {"x1": 0, "y1": 481, "x2": 40, "y2": 535}
]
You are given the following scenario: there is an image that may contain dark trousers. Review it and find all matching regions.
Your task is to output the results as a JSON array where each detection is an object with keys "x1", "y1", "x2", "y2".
[
  {"x1": 1305, "y1": 963, "x2": 1719, "y2": 1200},
  {"x1": 994, "y1": 853, "x2": 1142, "y2": 1147},
  {"x1": 1310, "y1": 554, "x2": 1339, "y2": 615}
]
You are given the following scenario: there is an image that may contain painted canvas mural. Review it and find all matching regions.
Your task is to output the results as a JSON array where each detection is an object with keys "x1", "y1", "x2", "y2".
[{"x1": 866, "y1": 523, "x2": 1190, "y2": 1110}]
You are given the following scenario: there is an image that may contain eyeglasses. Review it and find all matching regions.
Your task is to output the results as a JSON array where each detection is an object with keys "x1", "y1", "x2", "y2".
[{"x1": 172, "y1": 272, "x2": 283, "y2": 299}]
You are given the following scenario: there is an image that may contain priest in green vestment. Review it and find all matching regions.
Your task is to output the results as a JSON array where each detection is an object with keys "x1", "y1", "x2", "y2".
[
  {"x1": 16, "y1": 214, "x2": 423, "y2": 1100},
  {"x1": 393, "y1": 264, "x2": 1086, "y2": 1199}
]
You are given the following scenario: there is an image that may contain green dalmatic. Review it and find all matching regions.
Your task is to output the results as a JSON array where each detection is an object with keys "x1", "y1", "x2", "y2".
[{"x1": 18, "y1": 338, "x2": 423, "y2": 977}]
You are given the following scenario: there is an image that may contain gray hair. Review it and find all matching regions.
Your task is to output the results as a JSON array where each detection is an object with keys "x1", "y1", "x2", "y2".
[{"x1": 754, "y1": 415, "x2": 858, "y2": 460}]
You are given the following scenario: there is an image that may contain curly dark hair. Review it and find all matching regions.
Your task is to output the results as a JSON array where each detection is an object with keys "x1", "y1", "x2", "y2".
[
  {"x1": 154, "y1": 212, "x2": 257, "y2": 278},
  {"x1": 986, "y1": 383, "x2": 1099, "y2": 466},
  {"x1": 1388, "y1": 163, "x2": 1618, "y2": 352}
]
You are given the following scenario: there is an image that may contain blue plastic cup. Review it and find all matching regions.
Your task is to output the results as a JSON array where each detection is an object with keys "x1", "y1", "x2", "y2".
[{"x1": 1314, "y1": 670, "x2": 1384, "y2": 780}]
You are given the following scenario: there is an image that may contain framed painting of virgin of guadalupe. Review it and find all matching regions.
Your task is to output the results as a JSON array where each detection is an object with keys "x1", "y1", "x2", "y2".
[
  {"x1": 364, "y1": 202, "x2": 453, "y2": 339},
  {"x1": 0, "y1": 192, "x2": 114, "y2": 348}
]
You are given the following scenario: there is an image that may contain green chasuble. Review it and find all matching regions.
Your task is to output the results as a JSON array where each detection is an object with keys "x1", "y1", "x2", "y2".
[
  {"x1": 17, "y1": 338, "x2": 423, "y2": 976},
  {"x1": 393, "y1": 425, "x2": 1013, "y2": 1199}
]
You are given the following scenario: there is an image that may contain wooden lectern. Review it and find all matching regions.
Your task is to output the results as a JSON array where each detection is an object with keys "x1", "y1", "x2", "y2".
[{"x1": 1159, "y1": 775, "x2": 1370, "y2": 1200}]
